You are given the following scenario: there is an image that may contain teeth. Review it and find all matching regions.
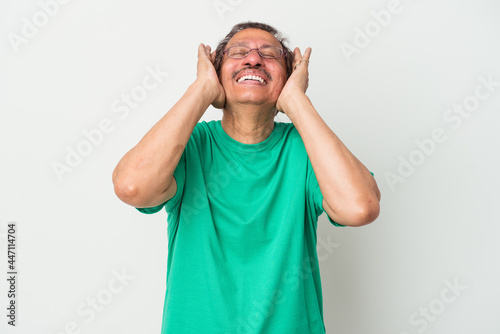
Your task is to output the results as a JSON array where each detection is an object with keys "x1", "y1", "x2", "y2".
[{"x1": 237, "y1": 75, "x2": 265, "y2": 84}]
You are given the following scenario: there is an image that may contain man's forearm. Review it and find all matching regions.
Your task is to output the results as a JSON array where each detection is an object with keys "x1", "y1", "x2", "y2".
[
  {"x1": 284, "y1": 93, "x2": 380, "y2": 226},
  {"x1": 112, "y1": 80, "x2": 215, "y2": 208}
]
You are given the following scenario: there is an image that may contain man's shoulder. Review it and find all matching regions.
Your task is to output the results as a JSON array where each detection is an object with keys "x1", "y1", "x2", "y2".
[
  {"x1": 193, "y1": 120, "x2": 218, "y2": 134},
  {"x1": 277, "y1": 121, "x2": 303, "y2": 144},
  {"x1": 188, "y1": 120, "x2": 219, "y2": 143}
]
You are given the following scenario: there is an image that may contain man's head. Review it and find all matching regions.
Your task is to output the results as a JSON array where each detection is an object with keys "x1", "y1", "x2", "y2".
[
  {"x1": 214, "y1": 22, "x2": 294, "y2": 79},
  {"x1": 213, "y1": 22, "x2": 294, "y2": 110}
]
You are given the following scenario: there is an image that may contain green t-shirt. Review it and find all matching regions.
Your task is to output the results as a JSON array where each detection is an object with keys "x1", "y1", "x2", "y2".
[{"x1": 137, "y1": 120, "x2": 342, "y2": 334}]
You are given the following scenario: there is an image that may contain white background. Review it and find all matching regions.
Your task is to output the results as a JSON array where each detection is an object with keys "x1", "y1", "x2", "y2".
[{"x1": 1, "y1": 0, "x2": 499, "y2": 333}]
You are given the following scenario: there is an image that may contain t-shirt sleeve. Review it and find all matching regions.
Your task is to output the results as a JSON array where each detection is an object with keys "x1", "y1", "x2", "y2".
[
  {"x1": 135, "y1": 149, "x2": 186, "y2": 214},
  {"x1": 305, "y1": 157, "x2": 344, "y2": 227}
]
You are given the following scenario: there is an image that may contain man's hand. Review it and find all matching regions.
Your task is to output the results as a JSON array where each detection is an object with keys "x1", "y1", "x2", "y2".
[
  {"x1": 275, "y1": 47, "x2": 312, "y2": 114},
  {"x1": 196, "y1": 43, "x2": 226, "y2": 109}
]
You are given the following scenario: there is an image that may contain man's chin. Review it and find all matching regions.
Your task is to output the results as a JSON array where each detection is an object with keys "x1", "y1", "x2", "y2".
[{"x1": 224, "y1": 98, "x2": 277, "y2": 112}]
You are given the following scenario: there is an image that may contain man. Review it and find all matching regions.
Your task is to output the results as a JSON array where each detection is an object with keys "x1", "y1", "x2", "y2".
[{"x1": 113, "y1": 21, "x2": 380, "y2": 334}]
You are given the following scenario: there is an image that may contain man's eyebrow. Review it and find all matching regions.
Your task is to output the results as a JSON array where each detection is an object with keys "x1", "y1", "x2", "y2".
[
  {"x1": 229, "y1": 41, "x2": 249, "y2": 47},
  {"x1": 227, "y1": 41, "x2": 277, "y2": 48}
]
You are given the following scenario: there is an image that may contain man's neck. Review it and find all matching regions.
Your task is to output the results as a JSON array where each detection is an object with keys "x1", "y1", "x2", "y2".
[{"x1": 221, "y1": 104, "x2": 276, "y2": 144}]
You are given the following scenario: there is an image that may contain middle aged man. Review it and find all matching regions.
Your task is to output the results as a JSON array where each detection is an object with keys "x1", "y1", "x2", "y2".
[{"x1": 113, "y1": 21, "x2": 380, "y2": 334}]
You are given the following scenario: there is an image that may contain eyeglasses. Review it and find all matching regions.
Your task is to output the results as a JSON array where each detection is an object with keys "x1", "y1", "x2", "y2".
[{"x1": 223, "y1": 46, "x2": 285, "y2": 59}]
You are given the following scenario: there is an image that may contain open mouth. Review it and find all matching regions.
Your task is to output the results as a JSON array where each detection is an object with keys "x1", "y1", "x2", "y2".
[
  {"x1": 233, "y1": 69, "x2": 270, "y2": 85},
  {"x1": 236, "y1": 74, "x2": 267, "y2": 84}
]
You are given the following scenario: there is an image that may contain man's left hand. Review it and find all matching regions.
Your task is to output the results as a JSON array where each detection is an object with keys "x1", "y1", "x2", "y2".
[{"x1": 275, "y1": 47, "x2": 312, "y2": 113}]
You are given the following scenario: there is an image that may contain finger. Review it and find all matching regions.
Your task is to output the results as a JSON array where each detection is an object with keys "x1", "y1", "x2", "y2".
[
  {"x1": 205, "y1": 45, "x2": 213, "y2": 59},
  {"x1": 302, "y1": 47, "x2": 312, "y2": 61},
  {"x1": 210, "y1": 49, "x2": 217, "y2": 63},
  {"x1": 292, "y1": 47, "x2": 302, "y2": 67},
  {"x1": 198, "y1": 43, "x2": 205, "y2": 57},
  {"x1": 198, "y1": 43, "x2": 210, "y2": 59},
  {"x1": 293, "y1": 48, "x2": 312, "y2": 70}
]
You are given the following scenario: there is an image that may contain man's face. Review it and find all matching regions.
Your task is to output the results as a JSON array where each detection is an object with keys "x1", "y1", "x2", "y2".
[{"x1": 219, "y1": 28, "x2": 288, "y2": 110}]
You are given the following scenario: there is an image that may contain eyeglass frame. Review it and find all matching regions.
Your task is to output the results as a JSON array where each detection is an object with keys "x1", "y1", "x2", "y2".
[{"x1": 222, "y1": 45, "x2": 287, "y2": 60}]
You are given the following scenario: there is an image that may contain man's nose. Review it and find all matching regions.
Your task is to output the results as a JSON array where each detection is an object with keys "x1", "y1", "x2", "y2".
[{"x1": 243, "y1": 49, "x2": 263, "y2": 66}]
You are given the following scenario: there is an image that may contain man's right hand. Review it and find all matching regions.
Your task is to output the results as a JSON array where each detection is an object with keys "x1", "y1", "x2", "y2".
[{"x1": 196, "y1": 43, "x2": 226, "y2": 109}]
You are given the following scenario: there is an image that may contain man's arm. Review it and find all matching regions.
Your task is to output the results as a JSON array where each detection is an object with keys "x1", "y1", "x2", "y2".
[
  {"x1": 112, "y1": 44, "x2": 225, "y2": 208},
  {"x1": 276, "y1": 48, "x2": 380, "y2": 227}
]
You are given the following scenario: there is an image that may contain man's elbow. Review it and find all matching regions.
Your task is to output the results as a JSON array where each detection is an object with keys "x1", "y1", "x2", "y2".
[
  {"x1": 341, "y1": 198, "x2": 380, "y2": 227},
  {"x1": 113, "y1": 176, "x2": 142, "y2": 207},
  {"x1": 350, "y1": 183, "x2": 382, "y2": 226},
  {"x1": 354, "y1": 200, "x2": 380, "y2": 226},
  {"x1": 112, "y1": 166, "x2": 147, "y2": 207},
  {"x1": 112, "y1": 169, "x2": 174, "y2": 208}
]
